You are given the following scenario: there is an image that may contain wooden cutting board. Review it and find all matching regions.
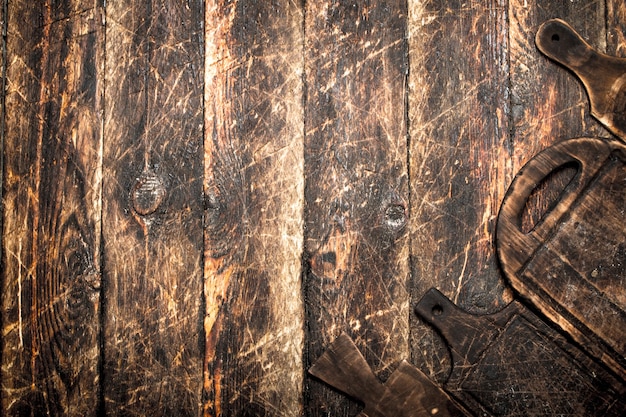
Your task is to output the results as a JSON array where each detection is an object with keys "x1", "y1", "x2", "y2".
[
  {"x1": 535, "y1": 19, "x2": 626, "y2": 141},
  {"x1": 415, "y1": 288, "x2": 626, "y2": 416},
  {"x1": 308, "y1": 333, "x2": 469, "y2": 417},
  {"x1": 496, "y1": 136, "x2": 626, "y2": 380}
]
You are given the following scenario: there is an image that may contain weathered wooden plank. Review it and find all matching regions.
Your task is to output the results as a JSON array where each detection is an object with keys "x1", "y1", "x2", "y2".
[
  {"x1": 512, "y1": 1, "x2": 608, "y2": 134},
  {"x1": 407, "y1": 0, "x2": 511, "y2": 382},
  {"x1": 102, "y1": 1, "x2": 204, "y2": 415},
  {"x1": 1, "y1": 1, "x2": 103, "y2": 415},
  {"x1": 303, "y1": 1, "x2": 410, "y2": 415},
  {"x1": 0, "y1": 0, "x2": 5, "y2": 264},
  {"x1": 203, "y1": 1, "x2": 305, "y2": 415}
]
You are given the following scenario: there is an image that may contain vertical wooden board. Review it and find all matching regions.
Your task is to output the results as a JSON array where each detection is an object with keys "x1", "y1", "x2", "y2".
[
  {"x1": 0, "y1": 0, "x2": 5, "y2": 274},
  {"x1": 407, "y1": 0, "x2": 511, "y2": 382},
  {"x1": 102, "y1": 1, "x2": 204, "y2": 415},
  {"x1": 1, "y1": 1, "x2": 103, "y2": 415},
  {"x1": 303, "y1": 1, "x2": 410, "y2": 415},
  {"x1": 204, "y1": 1, "x2": 304, "y2": 415}
]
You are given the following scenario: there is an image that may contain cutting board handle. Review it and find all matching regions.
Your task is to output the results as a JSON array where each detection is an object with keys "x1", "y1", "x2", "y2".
[{"x1": 496, "y1": 137, "x2": 614, "y2": 277}]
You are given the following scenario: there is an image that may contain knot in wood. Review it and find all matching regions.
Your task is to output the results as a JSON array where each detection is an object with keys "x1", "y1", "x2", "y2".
[
  {"x1": 382, "y1": 201, "x2": 407, "y2": 233},
  {"x1": 131, "y1": 170, "x2": 166, "y2": 216}
]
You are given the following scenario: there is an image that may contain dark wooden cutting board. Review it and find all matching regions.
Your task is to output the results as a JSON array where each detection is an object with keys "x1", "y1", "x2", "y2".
[
  {"x1": 308, "y1": 333, "x2": 469, "y2": 417},
  {"x1": 496, "y1": 137, "x2": 626, "y2": 380},
  {"x1": 415, "y1": 288, "x2": 626, "y2": 416},
  {"x1": 535, "y1": 19, "x2": 626, "y2": 141}
]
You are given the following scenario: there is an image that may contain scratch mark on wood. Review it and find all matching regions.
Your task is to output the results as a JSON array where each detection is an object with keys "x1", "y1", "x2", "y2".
[{"x1": 454, "y1": 242, "x2": 471, "y2": 305}]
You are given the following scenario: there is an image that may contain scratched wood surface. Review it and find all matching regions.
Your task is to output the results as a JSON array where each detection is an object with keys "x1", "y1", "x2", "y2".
[
  {"x1": 101, "y1": 0, "x2": 204, "y2": 415},
  {"x1": 407, "y1": 0, "x2": 513, "y2": 383},
  {"x1": 508, "y1": 0, "x2": 609, "y2": 170},
  {"x1": 407, "y1": 0, "x2": 624, "y2": 384},
  {"x1": 203, "y1": 0, "x2": 304, "y2": 415},
  {"x1": 1, "y1": 1, "x2": 625, "y2": 416},
  {"x1": 1, "y1": 1, "x2": 103, "y2": 415},
  {"x1": 608, "y1": 2, "x2": 626, "y2": 57},
  {"x1": 303, "y1": 1, "x2": 411, "y2": 415}
]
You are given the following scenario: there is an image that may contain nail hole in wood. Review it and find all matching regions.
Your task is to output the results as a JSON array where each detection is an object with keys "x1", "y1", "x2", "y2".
[
  {"x1": 551, "y1": 33, "x2": 560, "y2": 42},
  {"x1": 432, "y1": 304, "x2": 443, "y2": 316}
]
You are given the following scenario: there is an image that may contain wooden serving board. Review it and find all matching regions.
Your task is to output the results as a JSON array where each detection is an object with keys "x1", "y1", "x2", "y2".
[
  {"x1": 415, "y1": 288, "x2": 626, "y2": 416},
  {"x1": 496, "y1": 137, "x2": 626, "y2": 379},
  {"x1": 535, "y1": 19, "x2": 626, "y2": 141},
  {"x1": 309, "y1": 334, "x2": 469, "y2": 417}
]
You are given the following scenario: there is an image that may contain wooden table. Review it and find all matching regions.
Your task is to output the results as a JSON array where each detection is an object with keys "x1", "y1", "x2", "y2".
[{"x1": 1, "y1": 0, "x2": 624, "y2": 415}]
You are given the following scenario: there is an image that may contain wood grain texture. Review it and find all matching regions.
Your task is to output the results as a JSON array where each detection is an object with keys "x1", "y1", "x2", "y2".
[
  {"x1": 407, "y1": 0, "x2": 512, "y2": 382},
  {"x1": 607, "y1": 1, "x2": 626, "y2": 58},
  {"x1": 102, "y1": 1, "x2": 204, "y2": 415},
  {"x1": 606, "y1": 0, "x2": 626, "y2": 139},
  {"x1": 1, "y1": 1, "x2": 103, "y2": 415},
  {"x1": 203, "y1": 1, "x2": 304, "y2": 415},
  {"x1": 0, "y1": 0, "x2": 5, "y2": 288},
  {"x1": 0, "y1": 2, "x2": 624, "y2": 415},
  {"x1": 303, "y1": 1, "x2": 410, "y2": 415}
]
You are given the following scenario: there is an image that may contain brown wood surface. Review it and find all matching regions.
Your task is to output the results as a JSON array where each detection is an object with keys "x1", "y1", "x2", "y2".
[
  {"x1": 203, "y1": 0, "x2": 304, "y2": 415},
  {"x1": 102, "y1": 0, "x2": 204, "y2": 415},
  {"x1": 1, "y1": 1, "x2": 103, "y2": 415},
  {"x1": 1, "y1": 1, "x2": 625, "y2": 415},
  {"x1": 607, "y1": 2, "x2": 626, "y2": 58},
  {"x1": 303, "y1": 0, "x2": 411, "y2": 415}
]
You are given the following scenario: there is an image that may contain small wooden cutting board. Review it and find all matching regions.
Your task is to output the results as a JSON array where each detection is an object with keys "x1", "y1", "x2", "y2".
[
  {"x1": 415, "y1": 288, "x2": 626, "y2": 416},
  {"x1": 536, "y1": 19, "x2": 626, "y2": 141}
]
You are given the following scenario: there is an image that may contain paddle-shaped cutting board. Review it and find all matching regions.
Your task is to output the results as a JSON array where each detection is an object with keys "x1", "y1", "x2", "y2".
[
  {"x1": 308, "y1": 333, "x2": 469, "y2": 417},
  {"x1": 536, "y1": 19, "x2": 626, "y2": 141},
  {"x1": 415, "y1": 288, "x2": 626, "y2": 416},
  {"x1": 496, "y1": 136, "x2": 626, "y2": 380}
]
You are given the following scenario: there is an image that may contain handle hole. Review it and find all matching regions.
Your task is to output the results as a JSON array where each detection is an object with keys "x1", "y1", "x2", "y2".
[
  {"x1": 432, "y1": 304, "x2": 443, "y2": 316},
  {"x1": 551, "y1": 33, "x2": 560, "y2": 42},
  {"x1": 521, "y1": 162, "x2": 579, "y2": 234}
]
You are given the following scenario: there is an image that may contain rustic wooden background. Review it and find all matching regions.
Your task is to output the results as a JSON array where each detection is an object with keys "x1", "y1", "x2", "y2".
[{"x1": 1, "y1": 0, "x2": 623, "y2": 416}]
